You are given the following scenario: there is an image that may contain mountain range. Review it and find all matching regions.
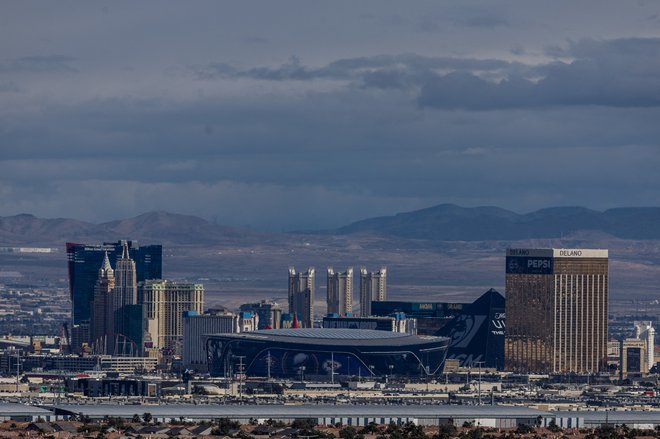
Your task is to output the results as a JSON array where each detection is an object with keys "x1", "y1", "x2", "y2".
[
  {"x1": 0, "y1": 211, "x2": 254, "y2": 246},
  {"x1": 3, "y1": 205, "x2": 660, "y2": 302},
  {"x1": 2, "y1": 204, "x2": 660, "y2": 245},
  {"x1": 336, "y1": 204, "x2": 660, "y2": 241}
]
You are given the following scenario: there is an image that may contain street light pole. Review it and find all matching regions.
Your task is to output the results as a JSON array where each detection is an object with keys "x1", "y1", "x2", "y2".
[
  {"x1": 474, "y1": 361, "x2": 484, "y2": 405},
  {"x1": 236, "y1": 355, "x2": 246, "y2": 400},
  {"x1": 15, "y1": 348, "x2": 22, "y2": 393},
  {"x1": 331, "y1": 352, "x2": 334, "y2": 384}
]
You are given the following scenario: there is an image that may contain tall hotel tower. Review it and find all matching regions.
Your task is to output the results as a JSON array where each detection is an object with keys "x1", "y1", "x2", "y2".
[
  {"x1": 359, "y1": 267, "x2": 387, "y2": 317},
  {"x1": 91, "y1": 252, "x2": 115, "y2": 352},
  {"x1": 113, "y1": 242, "x2": 137, "y2": 337},
  {"x1": 505, "y1": 248, "x2": 608, "y2": 373},
  {"x1": 288, "y1": 267, "x2": 315, "y2": 328},
  {"x1": 327, "y1": 267, "x2": 353, "y2": 316}
]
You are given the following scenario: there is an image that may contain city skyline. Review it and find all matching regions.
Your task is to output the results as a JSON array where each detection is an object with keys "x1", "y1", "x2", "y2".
[{"x1": 5, "y1": 1, "x2": 660, "y2": 426}]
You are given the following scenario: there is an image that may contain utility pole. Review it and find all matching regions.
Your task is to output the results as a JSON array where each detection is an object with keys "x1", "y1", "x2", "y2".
[
  {"x1": 236, "y1": 356, "x2": 246, "y2": 400},
  {"x1": 475, "y1": 361, "x2": 485, "y2": 405},
  {"x1": 331, "y1": 352, "x2": 335, "y2": 384},
  {"x1": 15, "y1": 348, "x2": 22, "y2": 393}
]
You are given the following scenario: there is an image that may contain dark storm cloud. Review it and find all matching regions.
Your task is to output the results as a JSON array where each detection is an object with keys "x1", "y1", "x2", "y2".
[
  {"x1": 0, "y1": 55, "x2": 78, "y2": 74},
  {"x1": 192, "y1": 38, "x2": 660, "y2": 110},
  {"x1": 419, "y1": 38, "x2": 660, "y2": 110},
  {"x1": 191, "y1": 53, "x2": 527, "y2": 93},
  {"x1": 2, "y1": 1, "x2": 660, "y2": 230},
  {"x1": 193, "y1": 54, "x2": 520, "y2": 82}
]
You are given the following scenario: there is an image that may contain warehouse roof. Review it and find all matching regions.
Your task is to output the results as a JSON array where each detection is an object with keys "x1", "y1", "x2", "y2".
[
  {"x1": 555, "y1": 410, "x2": 660, "y2": 423},
  {"x1": 47, "y1": 403, "x2": 548, "y2": 419},
  {"x1": 0, "y1": 403, "x2": 53, "y2": 416}
]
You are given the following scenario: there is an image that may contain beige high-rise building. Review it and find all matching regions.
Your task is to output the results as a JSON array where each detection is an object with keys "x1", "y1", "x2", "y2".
[
  {"x1": 288, "y1": 267, "x2": 315, "y2": 328},
  {"x1": 505, "y1": 248, "x2": 608, "y2": 374},
  {"x1": 138, "y1": 280, "x2": 204, "y2": 354},
  {"x1": 91, "y1": 252, "x2": 115, "y2": 353},
  {"x1": 359, "y1": 267, "x2": 387, "y2": 317},
  {"x1": 327, "y1": 267, "x2": 353, "y2": 316}
]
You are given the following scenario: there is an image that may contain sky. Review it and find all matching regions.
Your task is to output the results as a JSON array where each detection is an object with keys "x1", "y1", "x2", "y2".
[{"x1": 2, "y1": 1, "x2": 660, "y2": 231}]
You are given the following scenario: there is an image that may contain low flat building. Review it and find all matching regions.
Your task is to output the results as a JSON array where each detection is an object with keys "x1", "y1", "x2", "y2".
[
  {"x1": 240, "y1": 300, "x2": 282, "y2": 330},
  {"x1": 21, "y1": 354, "x2": 156, "y2": 373},
  {"x1": 0, "y1": 403, "x2": 55, "y2": 422},
  {"x1": 66, "y1": 377, "x2": 161, "y2": 397},
  {"x1": 182, "y1": 310, "x2": 258, "y2": 372},
  {"x1": 99, "y1": 356, "x2": 157, "y2": 373},
  {"x1": 322, "y1": 313, "x2": 416, "y2": 334},
  {"x1": 48, "y1": 403, "x2": 550, "y2": 427}
]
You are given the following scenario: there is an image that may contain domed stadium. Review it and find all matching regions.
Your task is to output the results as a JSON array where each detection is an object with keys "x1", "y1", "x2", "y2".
[{"x1": 206, "y1": 328, "x2": 449, "y2": 379}]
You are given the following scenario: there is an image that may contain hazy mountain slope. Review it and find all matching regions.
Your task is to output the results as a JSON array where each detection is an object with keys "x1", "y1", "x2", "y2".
[
  {"x1": 0, "y1": 214, "x2": 99, "y2": 245},
  {"x1": 337, "y1": 204, "x2": 660, "y2": 240},
  {"x1": 0, "y1": 211, "x2": 258, "y2": 246},
  {"x1": 4, "y1": 204, "x2": 660, "y2": 246}
]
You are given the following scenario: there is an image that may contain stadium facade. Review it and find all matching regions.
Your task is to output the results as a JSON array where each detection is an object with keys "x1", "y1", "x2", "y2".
[{"x1": 206, "y1": 328, "x2": 449, "y2": 379}]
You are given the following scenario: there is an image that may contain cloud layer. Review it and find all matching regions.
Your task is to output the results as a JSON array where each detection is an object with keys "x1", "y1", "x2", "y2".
[{"x1": 2, "y1": 2, "x2": 660, "y2": 230}]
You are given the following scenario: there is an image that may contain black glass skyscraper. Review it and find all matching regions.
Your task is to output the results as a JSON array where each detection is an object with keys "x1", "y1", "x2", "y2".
[{"x1": 66, "y1": 240, "x2": 162, "y2": 325}]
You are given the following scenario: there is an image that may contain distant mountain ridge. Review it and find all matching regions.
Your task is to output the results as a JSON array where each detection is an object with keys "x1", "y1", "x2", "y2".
[
  {"x1": 0, "y1": 211, "x2": 256, "y2": 246},
  {"x1": 3, "y1": 204, "x2": 660, "y2": 246},
  {"x1": 336, "y1": 204, "x2": 660, "y2": 240}
]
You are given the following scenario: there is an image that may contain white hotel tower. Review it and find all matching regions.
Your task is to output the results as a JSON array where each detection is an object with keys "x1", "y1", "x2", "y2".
[{"x1": 634, "y1": 321, "x2": 655, "y2": 372}]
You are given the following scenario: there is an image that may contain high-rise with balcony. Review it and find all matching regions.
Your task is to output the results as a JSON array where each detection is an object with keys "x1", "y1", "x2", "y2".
[
  {"x1": 359, "y1": 267, "x2": 387, "y2": 317},
  {"x1": 288, "y1": 267, "x2": 315, "y2": 328},
  {"x1": 327, "y1": 267, "x2": 353, "y2": 316},
  {"x1": 505, "y1": 248, "x2": 608, "y2": 374},
  {"x1": 138, "y1": 280, "x2": 204, "y2": 354}
]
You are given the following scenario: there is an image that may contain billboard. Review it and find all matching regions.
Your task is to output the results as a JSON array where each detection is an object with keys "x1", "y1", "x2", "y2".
[{"x1": 506, "y1": 256, "x2": 553, "y2": 275}]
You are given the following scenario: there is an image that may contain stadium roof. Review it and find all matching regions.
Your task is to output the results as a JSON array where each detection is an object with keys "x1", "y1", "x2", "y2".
[
  {"x1": 206, "y1": 328, "x2": 448, "y2": 347},
  {"x1": 260, "y1": 329, "x2": 409, "y2": 339}
]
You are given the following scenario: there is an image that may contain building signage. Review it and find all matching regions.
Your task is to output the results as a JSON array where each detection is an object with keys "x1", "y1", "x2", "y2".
[
  {"x1": 413, "y1": 303, "x2": 436, "y2": 311},
  {"x1": 506, "y1": 248, "x2": 553, "y2": 257},
  {"x1": 553, "y1": 248, "x2": 608, "y2": 258},
  {"x1": 506, "y1": 256, "x2": 553, "y2": 275},
  {"x1": 507, "y1": 248, "x2": 607, "y2": 258}
]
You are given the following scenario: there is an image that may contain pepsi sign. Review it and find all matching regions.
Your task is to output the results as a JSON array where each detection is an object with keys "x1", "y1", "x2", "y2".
[{"x1": 506, "y1": 256, "x2": 553, "y2": 274}]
